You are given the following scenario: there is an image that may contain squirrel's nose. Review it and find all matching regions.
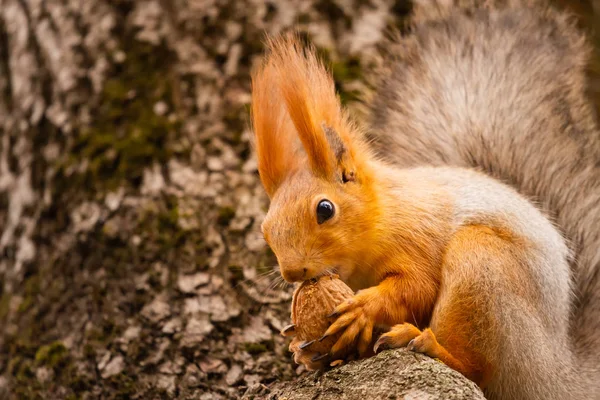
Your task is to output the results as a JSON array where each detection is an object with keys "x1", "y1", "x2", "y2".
[{"x1": 281, "y1": 266, "x2": 308, "y2": 282}]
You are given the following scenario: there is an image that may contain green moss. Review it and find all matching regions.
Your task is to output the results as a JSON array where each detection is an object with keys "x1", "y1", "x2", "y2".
[
  {"x1": 18, "y1": 275, "x2": 40, "y2": 313},
  {"x1": 331, "y1": 56, "x2": 362, "y2": 81},
  {"x1": 315, "y1": 46, "x2": 364, "y2": 106},
  {"x1": 57, "y1": 34, "x2": 181, "y2": 194},
  {"x1": 157, "y1": 196, "x2": 180, "y2": 230},
  {"x1": 331, "y1": 57, "x2": 364, "y2": 105},
  {"x1": 85, "y1": 318, "x2": 121, "y2": 346},
  {"x1": 135, "y1": 194, "x2": 185, "y2": 254},
  {"x1": 244, "y1": 342, "x2": 268, "y2": 355},
  {"x1": 35, "y1": 342, "x2": 68, "y2": 369}
]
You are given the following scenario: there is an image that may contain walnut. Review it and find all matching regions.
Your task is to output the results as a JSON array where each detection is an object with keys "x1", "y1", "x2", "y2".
[{"x1": 289, "y1": 274, "x2": 354, "y2": 357}]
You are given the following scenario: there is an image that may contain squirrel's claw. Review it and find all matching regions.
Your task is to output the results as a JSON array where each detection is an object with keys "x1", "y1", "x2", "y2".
[
  {"x1": 405, "y1": 328, "x2": 440, "y2": 356},
  {"x1": 280, "y1": 324, "x2": 296, "y2": 337},
  {"x1": 325, "y1": 289, "x2": 381, "y2": 359},
  {"x1": 373, "y1": 336, "x2": 391, "y2": 354},
  {"x1": 290, "y1": 336, "x2": 328, "y2": 371},
  {"x1": 374, "y1": 323, "x2": 422, "y2": 353},
  {"x1": 311, "y1": 353, "x2": 330, "y2": 362},
  {"x1": 299, "y1": 340, "x2": 315, "y2": 349}
]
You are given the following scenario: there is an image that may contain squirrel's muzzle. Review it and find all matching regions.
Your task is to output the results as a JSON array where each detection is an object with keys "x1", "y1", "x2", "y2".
[{"x1": 281, "y1": 265, "x2": 308, "y2": 283}]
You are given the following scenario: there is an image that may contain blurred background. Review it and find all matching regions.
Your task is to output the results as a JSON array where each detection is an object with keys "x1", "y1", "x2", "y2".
[{"x1": 0, "y1": 1, "x2": 598, "y2": 399}]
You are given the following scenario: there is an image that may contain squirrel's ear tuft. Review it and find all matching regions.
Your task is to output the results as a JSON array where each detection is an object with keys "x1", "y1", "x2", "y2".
[
  {"x1": 264, "y1": 34, "x2": 371, "y2": 182},
  {"x1": 251, "y1": 57, "x2": 300, "y2": 198},
  {"x1": 252, "y1": 33, "x2": 372, "y2": 191}
]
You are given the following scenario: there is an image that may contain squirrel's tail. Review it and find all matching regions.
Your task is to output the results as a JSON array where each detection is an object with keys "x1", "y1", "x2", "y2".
[{"x1": 369, "y1": 0, "x2": 600, "y2": 385}]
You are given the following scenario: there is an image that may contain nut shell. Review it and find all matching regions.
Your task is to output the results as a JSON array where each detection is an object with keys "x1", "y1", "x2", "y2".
[{"x1": 291, "y1": 274, "x2": 354, "y2": 355}]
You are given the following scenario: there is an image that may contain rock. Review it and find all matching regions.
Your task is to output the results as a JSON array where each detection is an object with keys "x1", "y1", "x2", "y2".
[
  {"x1": 100, "y1": 355, "x2": 125, "y2": 379},
  {"x1": 177, "y1": 272, "x2": 210, "y2": 293}
]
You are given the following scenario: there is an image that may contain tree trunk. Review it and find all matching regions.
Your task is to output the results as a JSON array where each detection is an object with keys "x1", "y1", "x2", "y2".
[{"x1": 0, "y1": 0, "x2": 597, "y2": 399}]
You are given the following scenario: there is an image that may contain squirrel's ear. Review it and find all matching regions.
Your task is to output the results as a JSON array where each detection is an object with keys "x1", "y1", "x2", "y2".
[
  {"x1": 265, "y1": 34, "x2": 370, "y2": 183},
  {"x1": 321, "y1": 122, "x2": 359, "y2": 183},
  {"x1": 251, "y1": 60, "x2": 300, "y2": 198}
]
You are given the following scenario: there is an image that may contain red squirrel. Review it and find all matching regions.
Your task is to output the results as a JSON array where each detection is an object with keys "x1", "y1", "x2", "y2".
[{"x1": 250, "y1": 1, "x2": 600, "y2": 399}]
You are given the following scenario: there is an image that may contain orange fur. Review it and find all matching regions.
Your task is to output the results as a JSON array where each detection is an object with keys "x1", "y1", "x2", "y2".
[
  {"x1": 251, "y1": 52, "x2": 300, "y2": 197},
  {"x1": 253, "y1": 34, "x2": 372, "y2": 183},
  {"x1": 253, "y1": 35, "x2": 450, "y2": 368},
  {"x1": 266, "y1": 35, "x2": 342, "y2": 177},
  {"x1": 429, "y1": 224, "x2": 537, "y2": 387}
]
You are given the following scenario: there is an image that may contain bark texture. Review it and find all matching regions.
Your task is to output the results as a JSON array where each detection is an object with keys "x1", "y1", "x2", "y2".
[
  {"x1": 250, "y1": 349, "x2": 485, "y2": 400},
  {"x1": 0, "y1": 0, "x2": 598, "y2": 399}
]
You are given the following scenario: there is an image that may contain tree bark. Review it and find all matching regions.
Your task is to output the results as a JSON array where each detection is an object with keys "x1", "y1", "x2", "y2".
[
  {"x1": 0, "y1": 0, "x2": 597, "y2": 399},
  {"x1": 249, "y1": 349, "x2": 484, "y2": 400}
]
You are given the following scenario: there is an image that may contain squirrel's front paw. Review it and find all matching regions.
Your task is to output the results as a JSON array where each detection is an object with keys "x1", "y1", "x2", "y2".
[
  {"x1": 321, "y1": 288, "x2": 380, "y2": 358},
  {"x1": 289, "y1": 336, "x2": 332, "y2": 370}
]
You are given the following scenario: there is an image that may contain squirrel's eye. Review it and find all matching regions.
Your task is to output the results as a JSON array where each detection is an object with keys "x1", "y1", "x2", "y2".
[{"x1": 316, "y1": 199, "x2": 335, "y2": 224}]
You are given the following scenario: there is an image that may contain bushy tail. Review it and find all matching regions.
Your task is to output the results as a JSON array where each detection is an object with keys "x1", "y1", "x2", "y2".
[{"x1": 370, "y1": 0, "x2": 600, "y2": 377}]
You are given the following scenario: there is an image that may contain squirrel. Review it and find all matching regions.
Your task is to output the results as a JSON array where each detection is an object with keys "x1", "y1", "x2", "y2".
[{"x1": 250, "y1": 1, "x2": 600, "y2": 399}]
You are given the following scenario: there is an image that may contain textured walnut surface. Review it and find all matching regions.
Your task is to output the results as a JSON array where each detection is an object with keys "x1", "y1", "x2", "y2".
[{"x1": 291, "y1": 275, "x2": 354, "y2": 356}]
